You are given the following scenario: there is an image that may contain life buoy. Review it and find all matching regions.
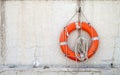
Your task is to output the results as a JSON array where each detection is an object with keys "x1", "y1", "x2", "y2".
[{"x1": 59, "y1": 22, "x2": 99, "y2": 61}]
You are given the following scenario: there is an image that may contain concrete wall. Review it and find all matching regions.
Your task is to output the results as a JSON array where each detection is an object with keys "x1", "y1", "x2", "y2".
[{"x1": 0, "y1": 0, "x2": 120, "y2": 75}]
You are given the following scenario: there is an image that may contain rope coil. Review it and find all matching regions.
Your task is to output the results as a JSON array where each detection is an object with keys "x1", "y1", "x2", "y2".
[{"x1": 74, "y1": 36, "x2": 88, "y2": 62}]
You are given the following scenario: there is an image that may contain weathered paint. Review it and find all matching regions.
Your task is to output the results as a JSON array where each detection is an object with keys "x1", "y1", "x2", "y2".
[{"x1": 0, "y1": 0, "x2": 6, "y2": 65}]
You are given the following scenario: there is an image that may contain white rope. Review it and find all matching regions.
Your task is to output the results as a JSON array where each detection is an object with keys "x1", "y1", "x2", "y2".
[
  {"x1": 74, "y1": 36, "x2": 88, "y2": 62},
  {"x1": 74, "y1": 0, "x2": 89, "y2": 63}
]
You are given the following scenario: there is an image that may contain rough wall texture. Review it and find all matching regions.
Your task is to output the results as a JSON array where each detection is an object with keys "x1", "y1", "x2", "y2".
[{"x1": 0, "y1": 0, "x2": 120, "y2": 75}]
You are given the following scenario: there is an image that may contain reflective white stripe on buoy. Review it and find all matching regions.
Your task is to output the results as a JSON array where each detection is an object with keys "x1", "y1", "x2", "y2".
[
  {"x1": 60, "y1": 42, "x2": 68, "y2": 45},
  {"x1": 75, "y1": 22, "x2": 80, "y2": 29},
  {"x1": 92, "y1": 37, "x2": 99, "y2": 40},
  {"x1": 66, "y1": 32, "x2": 69, "y2": 36}
]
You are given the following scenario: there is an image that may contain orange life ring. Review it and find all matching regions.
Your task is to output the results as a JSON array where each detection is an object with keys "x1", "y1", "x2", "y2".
[{"x1": 59, "y1": 22, "x2": 99, "y2": 61}]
